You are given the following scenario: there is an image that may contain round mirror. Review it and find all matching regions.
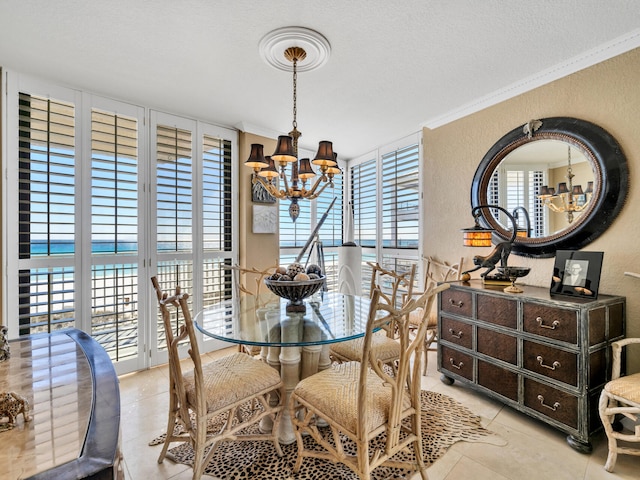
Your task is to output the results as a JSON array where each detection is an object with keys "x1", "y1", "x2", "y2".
[{"x1": 471, "y1": 117, "x2": 628, "y2": 258}]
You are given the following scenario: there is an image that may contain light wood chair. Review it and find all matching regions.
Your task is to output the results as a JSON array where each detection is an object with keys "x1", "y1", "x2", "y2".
[
  {"x1": 151, "y1": 277, "x2": 284, "y2": 480},
  {"x1": 329, "y1": 262, "x2": 416, "y2": 367},
  {"x1": 410, "y1": 255, "x2": 464, "y2": 374},
  {"x1": 289, "y1": 282, "x2": 451, "y2": 479},
  {"x1": 224, "y1": 264, "x2": 276, "y2": 357},
  {"x1": 598, "y1": 337, "x2": 640, "y2": 472}
]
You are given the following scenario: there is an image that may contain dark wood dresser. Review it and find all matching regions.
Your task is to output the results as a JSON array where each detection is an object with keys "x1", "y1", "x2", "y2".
[{"x1": 437, "y1": 280, "x2": 625, "y2": 452}]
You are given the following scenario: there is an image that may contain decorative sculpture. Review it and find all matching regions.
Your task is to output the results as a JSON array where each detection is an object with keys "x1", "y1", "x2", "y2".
[
  {"x1": 0, "y1": 392, "x2": 31, "y2": 430},
  {"x1": 0, "y1": 326, "x2": 9, "y2": 362}
]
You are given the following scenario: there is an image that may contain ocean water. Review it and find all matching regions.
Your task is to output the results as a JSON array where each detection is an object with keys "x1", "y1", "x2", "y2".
[{"x1": 27, "y1": 240, "x2": 191, "y2": 256}]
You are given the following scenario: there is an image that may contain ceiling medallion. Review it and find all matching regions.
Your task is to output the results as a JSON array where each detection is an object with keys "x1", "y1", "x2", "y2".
[{"x1": 259, "y1": 26, "x2": 331, "y2": 72}]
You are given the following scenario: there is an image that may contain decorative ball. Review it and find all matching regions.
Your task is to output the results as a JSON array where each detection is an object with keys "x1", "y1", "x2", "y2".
[
  {"x1": 306, "y1": 264, "x2": 322, "y2": 276},
  {"x1": 286, "y1": 262, "x2": 305, "y2": 278},
  {"x1": 294, "y1": 272, "x2": 310, "y2": 281},
  {"x1": 308, "y1": 273, "x2": 319, "y2": 280},
  {"x1": 269, "y1": 272, "x2": 282, "y2": 281},
  {"x1": 276, "y1": 266, "x2": 287, "y2": 275},
  {"x1": 461, "y1": 272, "x2": 471, "y2": 282},
  {"x1": 279, "y1": 275, "x2": 292, "y2": 281}
]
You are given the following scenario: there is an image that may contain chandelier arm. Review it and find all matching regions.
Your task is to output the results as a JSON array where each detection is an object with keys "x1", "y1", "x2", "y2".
[
  {"x1": 305, "y1": 175, "x2": 328, "y2": 196},
  {"x1": 280, "y1": 166, "x2": 290, "y2": 194},
  {"x1": 308, "y1": 177, "x2": 332, "y2": 198}
]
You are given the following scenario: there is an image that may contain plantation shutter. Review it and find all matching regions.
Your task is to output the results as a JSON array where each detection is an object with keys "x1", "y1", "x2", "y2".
[
  {"x1": 381, "y1": 144, "x2": 419, "y2": 249},
  {"x1": 17, "y1": 93, "x2": 77, "y2": 336}
]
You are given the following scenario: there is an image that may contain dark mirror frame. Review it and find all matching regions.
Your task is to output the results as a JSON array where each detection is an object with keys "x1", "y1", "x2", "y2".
[{"x1": 471, "y1": 117, "x2": 628, "y2": 258}]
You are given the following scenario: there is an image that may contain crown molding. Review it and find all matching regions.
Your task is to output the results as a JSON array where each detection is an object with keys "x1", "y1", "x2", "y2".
[{"x1": 422, "y1": 29, "x2": 640, "y2": 130}]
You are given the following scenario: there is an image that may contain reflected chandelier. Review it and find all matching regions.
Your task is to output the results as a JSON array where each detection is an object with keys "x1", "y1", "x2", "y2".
[
  {"x1": 537, "y1": 145, "x2": 593, "y2": 223},
  {"x1": 245, "y1": 29, "x2": 340, "y2": 222}
]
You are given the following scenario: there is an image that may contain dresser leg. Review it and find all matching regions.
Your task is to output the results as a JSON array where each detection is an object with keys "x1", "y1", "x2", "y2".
[
  {"x1": 440, "y1": 374, "x2": 454, "y2": 385},
  {"x1": 566, "y1": 435, "x2": 592, "y2": 453}
]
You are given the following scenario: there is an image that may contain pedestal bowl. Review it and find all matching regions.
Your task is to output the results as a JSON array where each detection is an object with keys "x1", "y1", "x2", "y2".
[
  {"x1": 497, "y1": 266, "x2": 531, "y2": 294},
  {"x1": 264, "y1": 276, "x2": 325, "y2": 311}
]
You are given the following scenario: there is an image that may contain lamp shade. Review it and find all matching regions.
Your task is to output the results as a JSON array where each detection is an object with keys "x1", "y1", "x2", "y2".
[
  {"x1": 244, "y1": 144, "x2": 269, "y2": 169},
  {"x1": 539, "y1": 185, "x2": 552, "y2": 197},
  {"x1": 312, "y1": 140, "x2": 336, "y2": 166},
  {"x1": 572, "y1": 185, "x2": 584, "y2": 195},
  {"x1": 585, "y1": 181, "x2": 594, "y2": 194},
  {"x1": 257, "y1": 156, "x2": 279, "y2": 180},
  {"x1": 557, "y1": 182, "x2": 569, "y2": 195},
  {"x1": 271, "y1": 135, "x2": 297, "y2": 163},
  {"x1": 297, "y1": 158, "x2": 316, "y2": 180},
  {"x1": 461, "y1": 225, "x2": 493, "y2": 247}
]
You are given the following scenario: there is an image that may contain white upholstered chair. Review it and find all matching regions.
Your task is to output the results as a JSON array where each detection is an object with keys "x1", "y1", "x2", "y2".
[
  {"x1": 151, "y1": 277, "x2": 284, "y2": 480},
  {"x1": 289, "y1": 282, "x2": 450, "y2": 479},
  {"x1": 598, "y1": 337, "x2": 640, "y2": 472},
  {"x1": 329, "y1": 262, "x2": 416, "y2": 367}
]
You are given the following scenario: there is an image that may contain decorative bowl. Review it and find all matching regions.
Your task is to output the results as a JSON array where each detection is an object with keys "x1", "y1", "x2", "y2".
[
  {"x1": 497, "y1": 266, "x2": 531, "y2": 293},
  {"x1": 264, "y1": 276, "x2": 325, "y2": 311}
]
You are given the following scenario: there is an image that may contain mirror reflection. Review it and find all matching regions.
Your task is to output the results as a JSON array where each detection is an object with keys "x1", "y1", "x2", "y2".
[{"x1": 489, "y1": 139, "x2": 596, "y2": 238}]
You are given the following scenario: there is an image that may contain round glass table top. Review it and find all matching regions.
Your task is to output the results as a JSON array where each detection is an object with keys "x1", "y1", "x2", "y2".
[{"x1": 194, "y1": 291, "x2": 372, "y2": 347}]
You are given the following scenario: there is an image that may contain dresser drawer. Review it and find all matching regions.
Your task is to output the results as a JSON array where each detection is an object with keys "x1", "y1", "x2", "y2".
[
  {"x1": 524, "y1": 378, "x2": 578, "y2": 429},
  {"x1": 477, "y1": 294, "x2": 517, "y2": 329},
  {"x1": 477, "y1": 327, "x2": 517, "y2": 365},
  {"x1": 523, "y1": 303, "x2": 578, "y2": 344},
  {"x1": 441, "y1": 316, "x2": 472, "y2": 349},
  {"x1": 441, "y1": 289, "x2": 472, "y2": 317},
  {"x1": 440, "y1": 345, "x2": 473, "y2": 381},
  {"x1": 478, "y1": 360, "x2": 518, "y2": 401},
  {"x1": 523, "y1": 341, "x2": 578, "y2": 386}
]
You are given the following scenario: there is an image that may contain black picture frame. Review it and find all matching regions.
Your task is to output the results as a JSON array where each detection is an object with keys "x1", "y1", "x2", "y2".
[
  {"x1": 550, "y1": 250, "x2": 604, "y2": 299},
  {"x1": 251, "y1": 179, "x2": 276, "y2": 204}
]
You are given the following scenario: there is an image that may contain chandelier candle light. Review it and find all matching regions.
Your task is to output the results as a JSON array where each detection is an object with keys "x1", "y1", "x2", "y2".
[
  {"x1": 537, "y1": 145, "x2": 593, "y2": 223},
  {"x1": 246, "y1": 30, "x2": 340, "y2": 222}
]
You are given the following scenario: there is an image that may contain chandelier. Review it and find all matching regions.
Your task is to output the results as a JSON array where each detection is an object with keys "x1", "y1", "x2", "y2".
[
  {"x1": 537, "y1": 145, "x2": 593, "y2": 223},
  {"x1": 245, "y1": 31, "x2": 340, "y2": 222}
]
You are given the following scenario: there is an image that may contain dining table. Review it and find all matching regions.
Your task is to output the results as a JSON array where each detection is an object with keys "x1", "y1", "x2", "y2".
[{"x1": 194, "y1": 290, "x2": 372, "y2": 444}]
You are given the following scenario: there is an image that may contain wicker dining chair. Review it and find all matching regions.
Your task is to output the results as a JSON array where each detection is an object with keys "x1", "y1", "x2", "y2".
[
  {"x1": 289, "y1": 282, "x2": 451, "y2": 479},
  {"x1": 151, "y1": 277, "x2": 284, "y2": 480},
  {"x1": 409, "y1": 255, "x2": 464, "y2": 374},
  {"x1": 329, "y1": 262, "x2": 416, "y2": 367},
  {"x1": 224, "y1": 264, "x2": 277, "y2": 357},
  {"x1": 598, "y1": 337, "x2": 640, "y2": 472}
]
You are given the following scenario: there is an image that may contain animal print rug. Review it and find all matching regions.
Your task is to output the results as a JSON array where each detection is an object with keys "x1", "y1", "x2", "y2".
[{"x1": 149, "y1": 391, "x2": 505, "y2": 479}]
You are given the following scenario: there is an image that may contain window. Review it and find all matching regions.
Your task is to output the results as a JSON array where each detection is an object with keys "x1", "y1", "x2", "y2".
[
  {"x1": 349, "y1": 133, "x2": 421, "y2": 294},
  {"x1": 278, "y1": 150, "x2": 344, "y2": 291},
  {"x1": 4, "y1": 73, "x2": 237, "y2": 374}
]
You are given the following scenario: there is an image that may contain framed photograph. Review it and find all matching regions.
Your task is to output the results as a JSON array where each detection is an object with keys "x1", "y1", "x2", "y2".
[{"x1": 550, "y1": 250, "x2": 604, "y2": 298}]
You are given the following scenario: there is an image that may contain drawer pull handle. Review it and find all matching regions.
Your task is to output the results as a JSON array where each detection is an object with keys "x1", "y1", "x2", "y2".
[
  {"x1": 448, "y1": 298, "x2": 464, "y2": 308},
  {"x1": 448, "y1": 328, "x2": 463, "y2": 339},
  {"x1": 536, "y1": 356, "x2": 561, "y2": 370},
  {"x1": 537, "y1": 395, "x2": 560, "y2": 412},
  {"x1": 536, "y1": 317, "x2": 560, "y2": 330},
  {"x1": 449, "y1": 358, "x2": 464, "y2": 370}
]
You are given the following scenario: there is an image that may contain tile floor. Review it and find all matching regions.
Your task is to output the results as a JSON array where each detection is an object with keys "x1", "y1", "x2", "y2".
[{"x1": 118, "y1": 348, "x2": 639, "y2": 480}]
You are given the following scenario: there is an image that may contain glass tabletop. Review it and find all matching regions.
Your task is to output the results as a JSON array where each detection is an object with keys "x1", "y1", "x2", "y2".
[{"x1": 194, "y1": 291, "x2": 372, "y2": 347}]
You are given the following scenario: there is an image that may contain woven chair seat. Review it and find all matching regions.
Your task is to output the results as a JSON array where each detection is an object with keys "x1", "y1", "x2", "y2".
[
  {"x1": 603, "y1": 372, "x2": 640, "y2": 406},
  {"x1": 184, "y1": 352, "x2": 282, "y2": 413},
  {"x1": 330, "y1": 330, "x2": 400, "y2": 364},
  {"x1": 294, "y1": 361, "x2": 410, "y2": 433},
  {"x1": 409, "y1": 308, "x2": 436, "y2": 328}
]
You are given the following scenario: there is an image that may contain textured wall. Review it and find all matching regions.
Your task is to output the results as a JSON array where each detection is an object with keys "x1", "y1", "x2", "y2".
[
  {"x1": 238, "y1": 132, "x2": 280, "y2": 272},
  {"x1": 423, "y1": 48, "x2": 640, "y2": 369}
]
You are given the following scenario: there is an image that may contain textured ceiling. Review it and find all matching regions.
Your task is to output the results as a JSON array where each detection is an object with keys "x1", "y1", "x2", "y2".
[{"x1": 1, "y1": 0, "x2": 639, "y2": 159}]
